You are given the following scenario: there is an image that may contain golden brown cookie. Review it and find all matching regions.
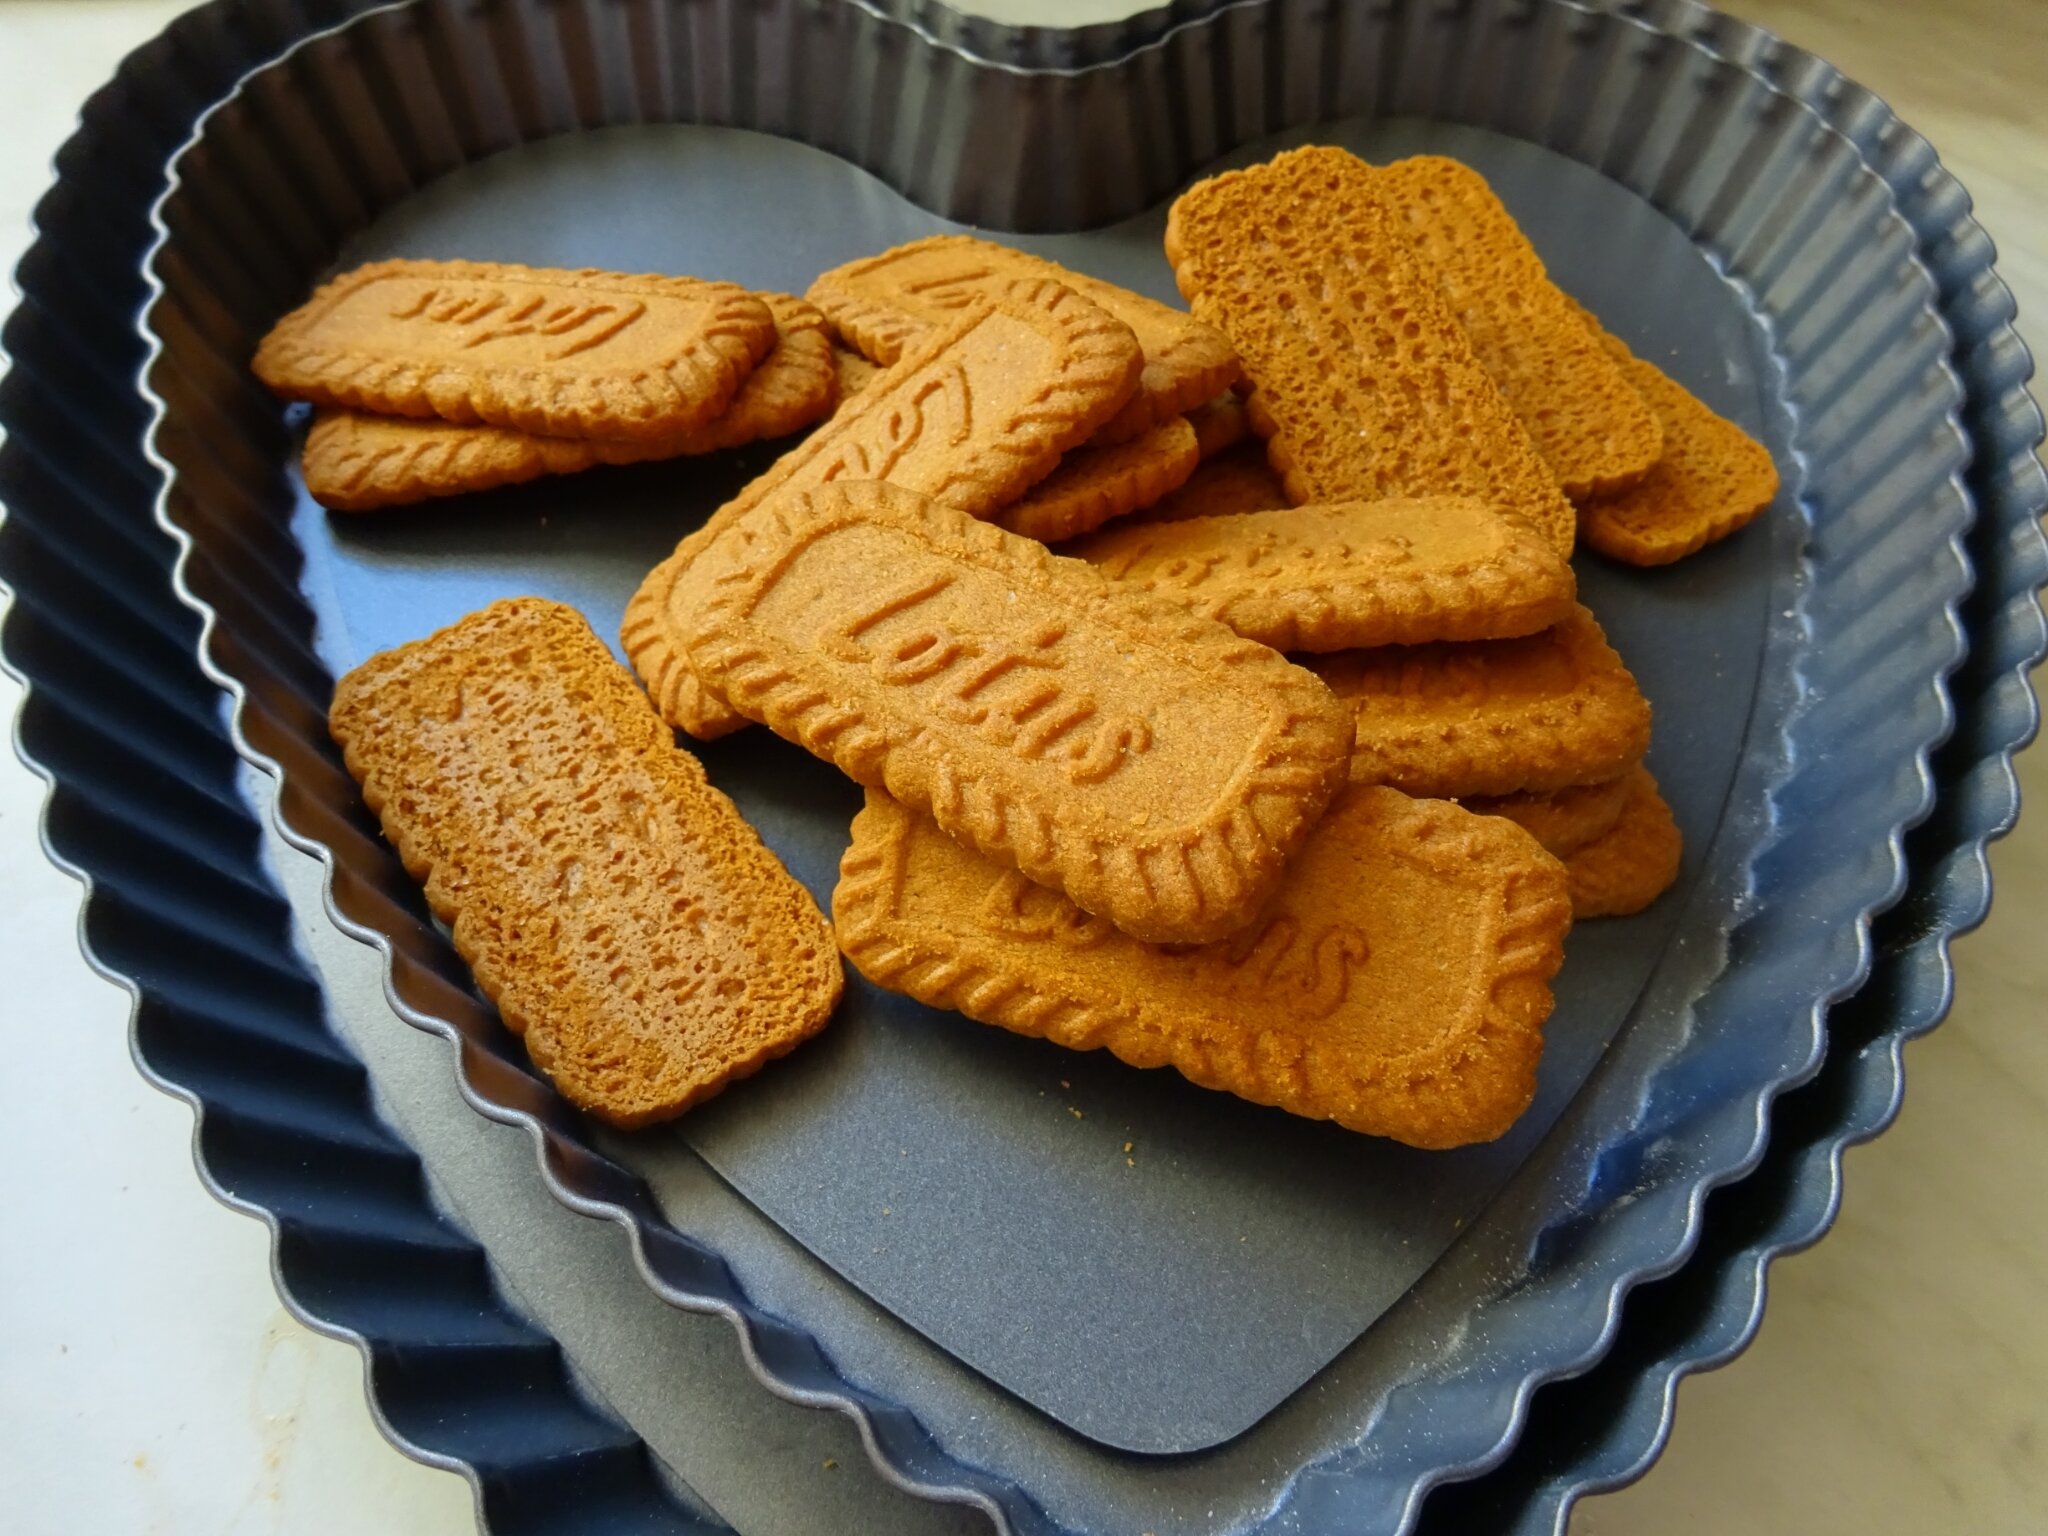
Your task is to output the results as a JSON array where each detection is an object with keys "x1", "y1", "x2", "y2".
[
  {"x1": 831, "y1": 345, "x2": 881, "y2": 403},
  {"x1": 1561, "y1": 766, "x2": 1682, "y2": 916},
  {"x1": 1310, "y1": 604, "x2": 1652, "y2": 797},
  {"x1": 1463, "y1": 772, "x2": 1633, "y2": 859},
  {"x1": 299, "y1": 295, "x2": 837, "y2": 510},
  {"x1": 327, "y1": 598, "x2": 842, "y2": 1128},
  {"x1": 253, "y1": 259, "x2": 777, "y2": 441},
  {"x1": 682, "y1": 481, "x2": 1354, "y2": 944},
  {"x1": 1164, "y1": 146, "x2": 1577, "y2": 555},
  {"x1": 1372, "y1": 156, "x2": 1663, "y2": 499},
  {"x1": 1127, "y1": 442, "x2": 1293, "y2": 525},
  {"x1": 1071, "y1": 496, "x2": 1576, "y2": 650},
  {"x1": 834, "y1": 784, "x2": 1571, "y2": 1148},
  {"x1": 1186, "y1": 392, "x2": 1252, "y2": 459},
  {"x1": 808, "y1": 234, "x2": 1239, "y2": 444},
  {"x1": 994, "y1": 415, "x2": 1200, "y2": 542},
  {"x1": 623, "y1": 279, "x2": 1146, "y2": 739},
  {"x1": 1573, "y1": 312, "x2": 1780, "y2": 566}
]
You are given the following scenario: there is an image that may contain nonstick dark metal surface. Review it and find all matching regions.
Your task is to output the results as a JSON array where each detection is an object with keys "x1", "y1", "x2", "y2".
[{"x1": 3, "y1": 1, "x2": 2039, "y2": 1532}]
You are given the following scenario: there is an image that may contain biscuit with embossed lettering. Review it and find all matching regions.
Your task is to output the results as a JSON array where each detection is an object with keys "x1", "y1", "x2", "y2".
[
  {"x1": 254, "y1": 259, "x2": 777, "y2": 441},
  {"x1": 1571, "y1": 310, "x2": 1780, "y2": 566},
  {"x1": 1165, "y1": 146, "x2": 1577, "y2": 555},
  {"x1": 995, "y1": 416, "x2": 1200, "y2": 542},
  {"x1": 1372, "y1": 156, "x2": 1663, "y2": 499},
  {"x1": 1310, "y1": 604, "x2": 1652, "y2": 797},
  {"x1": 300, "y1": 296, "x2": 837, "y2": 510},
  {"x1": 809, "y1": 234, "x2": 1238, "y2": 445},
  {"x1": 1463, "y1": 772, "x2": 1633, "y2": 859},
  {"x1": 1127, "y1": 443, "x2": 1293, "y2": 525},
  {"x1": 623, "y1": 280, "x2": 1146, "y2": 739},
  {"x1": 327, "y1": 598, "x2": 842, "y2": 1128},
  {"x1": 834, "y1": 784, "x2": 1570, "y2": 1148},
  {"x1": 1071, "y1": 496, "x2": 1575, "y2": 650},
  {"x1": 1561, "y1": 767, "x2": 1682, "y2": 916},
  {"x1": 682, "y1": 481, "x2": 1353, "y2": 944}
]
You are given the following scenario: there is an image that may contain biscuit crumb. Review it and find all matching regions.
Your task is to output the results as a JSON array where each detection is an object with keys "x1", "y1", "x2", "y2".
[{"x1": 1123, "y1": 1141, "x2": 1134, "y2": 1153}]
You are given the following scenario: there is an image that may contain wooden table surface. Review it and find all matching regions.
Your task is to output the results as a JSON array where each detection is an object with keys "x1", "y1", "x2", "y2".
[{"x1": 0, "y1": 3, "x2": 2041, "y2": 1533}]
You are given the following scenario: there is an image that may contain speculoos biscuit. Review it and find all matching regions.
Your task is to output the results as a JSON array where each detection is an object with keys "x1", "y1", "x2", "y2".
[
  {"x1": 253, "y1": 259, "x2": 777, "y2": 441},
  {"x1": 1462, "y1": 772, "x2": 1633, "y2": 858},
  {"x1": 1372, "y1": 156, "x2": 1663, "y2": 499},
  {"x1": 994, "y1": 415, "x2": 1201, "y2": 542},
  {"x1": 1127, "y1": 443, "x2": 1292, "y2": 525},
  {"x1": 622, "y1": 279, "x2": 1146, "y2": 739},
  {"x1": 1164, "y1": 146, "x2": 1578, "y2": 556},
  {"x1": 1071, "y1": 495, "x2": 1577, "y2": 650},
  {"x1": 681, "y1": 481, "x2": 1355, "y2": 944},
  {"x1": 299, "y1": 295, "x2": 836, "y2": 510},
  {"x1": 1561, "y1": 766, "x2": 1683, "y2": 916},
  {"x1": 327, "y1": 598, "x2": 842, "y2": 1127},
  {"x1": 834, "y1": 784, "x2": 1571, "y2": 1148},
  {"x1": 1310, "y1": 604, "x2": 1652, "y2": 797},
  {"x1": 1573, "y1": 311, "x2": 1780, "y2": 566},
  {"x1": 808, "y1": 234, "x2": 1239, "y2": 445}
]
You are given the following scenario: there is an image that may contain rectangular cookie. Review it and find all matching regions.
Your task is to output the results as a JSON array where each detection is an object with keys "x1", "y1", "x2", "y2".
[
  {"x1": 809, "y1": 234, "x2": 1239, "y2": 444},
  {"x1": 1571, "y1": 306, "x2": 1780, "y2": 566},
  {"x1": 622, "y1": 278, "x2": 1146, "y2": 740},
  {"x1": 1309, "y1": 604, "x2": 1652, "y2": 797},
  {"x1": 1561, "y1": 765, "x2": 1683, "y2": 917},
  {"x1": 1462, "y1": 772, "x2": 1633, "y2": 858},
  {"x1": 1069, "y1": 495, "x2": 1577, "y2": 650},
  {"x1": 993, "y1": 415, "x2": 1200, "y2": 542},
  {"x1": 834, "y1": 784, "x2": 1572, "y2": 1149},
  {"x1": 681, "y1": 480, "x2": 1355, "y2": 944},
  {"x1": 1164, "y1": 146, "x2": 1577, "y2": 555},
  {"x1": 254, "y1": 258, "x2": 777, "y2": 441},
  {"x1": 327, "y1": 598, "x2": 843, "y2": 1127},
  {"x1": 1371, "y1": 156, "x2": 1664, "y2": 499},
  {"x1": 301, "y1": 294, "x2": 837, "y2": 511},
  {"x1": 1125, "y1": 442, "x2": 1292, "y2": 525}
]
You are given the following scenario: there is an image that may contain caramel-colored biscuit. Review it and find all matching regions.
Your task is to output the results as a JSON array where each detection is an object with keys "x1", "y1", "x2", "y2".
[
  {"x1": 1164, "y1": 146, "x2": 1577, "y2": 555},
  {"x1": 832, "y1": 345, "x2": 881, "y2": 403},
  {"x1": 1562, "y1": 766, "x2": 1682, "y2": 916},
  {"x1": 327, "y1": 598, "x2": 842, "y2": 1128},
  {"x1": 623, "y1": 279, "x2": 1146, "y2": 739},
  {"x1": 1186, "y1": 392, "x2": 1251, "y2": 459},
  {"x1": 1463, "y1": 772, "x2": 1633, "y2": 859},
  {"x1": 1372, "y1": 156, "x2": 1663, "y2": 499},
  {"x1": 1310, "y1": 604, "x2": 1652, "y2": 797},
  {"x1": 834, "y1": 784, "x2": 1570, "y2": 1148},
  {"x1": 1127, "y1": 443, "x2": 1293, "y2": 525},
  {"x1": 994, "y1": 415, "x2": 1200, "y2": 542},
  {"x1": 809, "y1": 234, "x2": 1239, "y2": 445},
  {"x1": 253, "y1": 259, "x2": 776, "y2": 441},
  {"x1": 1072, "y1": 496, "x2": 1576, "y2": 650},
  {"x1": 682, "y1": 481, "x2": 1354, "y2": 944},
  {"x1": 300, "y1": 296, "x2": 837, "y2": 510},
  {"x1": 1573, "y1": 313, "x2": 1780, "y2": 566}
]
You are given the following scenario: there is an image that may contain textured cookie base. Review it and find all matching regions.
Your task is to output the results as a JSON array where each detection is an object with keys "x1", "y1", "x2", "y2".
[
  {"x1": 1311, "y1": 603, "x2": 1653, "y2": 798},
  {"x1": 834, "y1": 785, "x2": 1571, "y2": 1149},
  {"x1": 1463, "y1": 771, "x2": 1633, "y2": 858},
  {"x1": 1126, "y1": 443, "x2": 1293, "y2": 525},
  {"x1": 995, "y1": 416, "x2": 1200, "y2": 542},
  {"x1": 1072, "y1": 495, "x2": 1577, "y2": 651},
  {"x1": 300, "y1": 296, "x2": 836, "y2": 510},
  {"x1": 1575, "y1": 314, "x2": 1781, "y2": 566},
  {"x1": 808, "y1": 234, "x2": 1239, "y2": 446},
  {"x1": 253, "y1": 258, "x2": 777, "y2": 441},
  {"x1": 621, "y1": 278, "x2": 1146, "y2": 739},
  {"x1": 683, "y1": 481, "x2": 1355, "y2": 944},
  {"x1": 1563, "y1": 767, "x2": 1683, "y2": 916},
  {"x1": 1165, "y1": 146, "x2": 1577, "y2": 556},
  {"x1": 327, "y1": 598, "x2": 842, "y2": 1128},
  {"x1": 1373, "y1": 156, "x2": 1663, "y2": 500}
]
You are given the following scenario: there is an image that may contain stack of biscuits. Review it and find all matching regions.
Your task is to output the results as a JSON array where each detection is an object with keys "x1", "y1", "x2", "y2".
[{"x1": 258, "y1": 146, "x2": 1777, "y2": 1151}]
